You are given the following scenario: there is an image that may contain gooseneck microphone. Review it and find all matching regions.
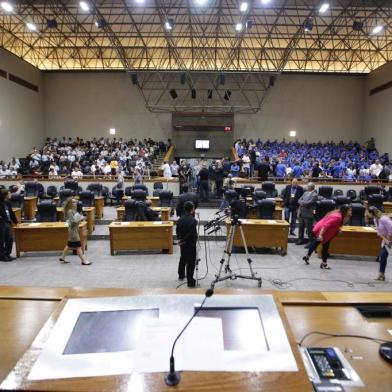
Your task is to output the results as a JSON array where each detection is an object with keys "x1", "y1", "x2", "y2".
[{"x1": 164, "y1": 288, "x2": 214, "y2": 386}]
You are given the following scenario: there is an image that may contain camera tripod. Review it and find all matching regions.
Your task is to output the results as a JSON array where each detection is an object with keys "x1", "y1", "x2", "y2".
[{"x1": 211, "y1": 215, "x2": 262, "y2": 288}]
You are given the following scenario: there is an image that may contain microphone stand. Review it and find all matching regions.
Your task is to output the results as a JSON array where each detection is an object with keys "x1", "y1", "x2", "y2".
[{"x1": 164, "y1": 288, "x2": 214, "y2": 386}]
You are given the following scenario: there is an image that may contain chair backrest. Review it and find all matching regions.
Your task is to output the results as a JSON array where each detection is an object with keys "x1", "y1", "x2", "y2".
[
  {"x1": 59, "y1": 189, "x2": 73, "y2": 204},
  {"x1": 153, "y1": 189, "x2": 162, "y2": 197},
  {"x1": 333, "y1": 189, "x2": 344, "y2": 197},
  {"x1": 253, "y1": 190, "x2": 267, "y2": 202},
  {"x1": 64, "y1": 180, "x2": 78, "y2": 193},
  {"x1": 346, "y1": 189, "x2": 357, "y2": 201},
  {"x1": 10, "y1": 193, "x2": 23, "y2": 209},
  {"x1": 36, "y1": 200, "x2": 57, "y2": 222},
  {"x1": 318, "y1": 186, "x2": 333, "y2": 199},
  {"x1": 79, "y1": 190, "x2": 95, "y2": 207},
  {"x1": 36, "y1": 183, "x2": 45, "y2": 199},
  {"x1": 229, "y1": 199, "x2": 247, "y2": 219},
  {"x1": 315, "y1": 200, "x2": 336, "y2": 221},
  {"x1": 154, "y1": 182, "x2": 163, "y2": 190},
  {"x1": 257, "y1": 199, "x2": 276, "y2": 219},
  {"x1": 364, "y1": 186, "x2": 381, "y2": 198},
  {"x1": 388, "y1": 187, "x2": 392, "y2": 202},
  {"x1": 25, "y1": 181, "x2": 38, "y2": 197},
  {"x1": 124, "y1": 186, "x2": 133, "y2": 197},
  {"x1": 368, "y1": 194, "x2": 384, "y2": 212},
  {"x1": 159, "y1": 190, "x2": 173, "y2": 207},
  {"x1": 131, "y1": 189, "x2": 147, "y2": 202},
  {"x1": 9, "y1": 185, "x2": 18, "y2": 193},
  {"x1": 123, "y1": 200, "x2": 147, "y2": 221},
  {"x1": 46, "y1": 185, "x2": 58, "y2": 198},
  {"x1": 225, "y1": 190, "x2": 239, "y2": 204},
  {"x1": 349, "y1": 203, "x2": 366, "y2": 226},
  {"x1": 333, "y1": 195, "x2": 350, "y2": 207},
  {"x1": 132, "y1": 184, "x2": 148, "y2": 195},
  {"x1": 87, "y1": 183, "x2": 103, "y2": 196},
  {"x1": 261, "y1": 182, "x2": 277, "y2": 198},
  {"x1": 111, "y1": 185, "x2": 124, "y2": 198}
]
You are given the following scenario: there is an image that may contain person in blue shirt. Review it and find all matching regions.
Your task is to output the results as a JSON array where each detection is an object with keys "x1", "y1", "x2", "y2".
[
  {"x1": 292, "y1": 162, "x2": 303, "y2": 178},
  {"x1": 230, "y1": 161, "x2": 240, "y2": 177},
  {"x1": 276, "y1": 160, "x2": 286, "y2": 177}
]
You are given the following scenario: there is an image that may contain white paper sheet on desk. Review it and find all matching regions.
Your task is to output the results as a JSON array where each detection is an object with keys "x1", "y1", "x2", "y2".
[
  {"x1": 363, "y1": 227, "x2": 375, "y2": 231},
  {"x1": 153, "y1": 221, "x2": 163, "y2": 225},
  {"x1": 267, "y1": 220, "x2": 277, "y2": 224},
  {"x1": 134, "y1": 317, "x2": 224, "y2": 372},
  {"x1": 28, "y1": 223, "x2": 41, "y2": 227}
]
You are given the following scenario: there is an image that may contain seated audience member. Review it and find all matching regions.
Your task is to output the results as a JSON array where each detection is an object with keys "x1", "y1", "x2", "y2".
[
  {"x1": 145, "y1": 200, "x2": 160, "y2": 221},
  {"x1": 276, "y1": 160, "x2": 286, "y2": 178},
  {"x1": 230, "y1": 161, "x2": 240, "y2": 177}
]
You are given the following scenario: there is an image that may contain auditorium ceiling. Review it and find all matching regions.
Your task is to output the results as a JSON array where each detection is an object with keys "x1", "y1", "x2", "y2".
[{"x1": 0, "y1": 0, "x2": 391, "y2": 73}]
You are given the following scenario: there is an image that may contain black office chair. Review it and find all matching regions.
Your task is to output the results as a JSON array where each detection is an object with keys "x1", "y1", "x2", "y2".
[
  {"x1": 8, "y1": 185, "x2": 18, "y2": 194},
  {"x1": 367, "y1": 194, "x2": 384, "y2": 212},
  {"x1": 154, "y1": 182, "x2": 163, "y2": 190},
  {"x1": 64, "y1": 180, "x2": 79, "y2": 195},
  {"x1": 257, "y1": 199, "x2": 276, "y2": 219},
  {"x1": 333, "y1": 195, "x2": 351, "y2": 207},
  {"x1": 86, "y1": 183, "x2": 103, "y2": 197},
  {"x1": 349, "y1": 203, "x2": 366, "y2": 226},
  {"x1": 36, "y1": 183, "x2": 45, "y2": 199},
  {"x1": 131, "y1": 189, "x2": 147, "y2": 202},
  {"x1": 224, "y1": 190, "x2": 239, "y2": 204},
  {"x1": 364, "y1": 186, "x2": 381, "y2": 199},
  {"x1": 153, "y1": 182, "x2": 163, "y2": 196},
  {"x1": 110, "y1": 186, "x2": 124, "y2": 206},
  {"x1": 237, "y1": 186, "x2": 254, "y2": 198},
  {"x1": 387, "y1": 187, "x2": 392, "y2": 202},
  {"x1": 153, "y1": 189, "x2": 163, "y2": 197},
  {"x1": 24, "y1": 181, "x2": 38, "y2": 197},
  {"x1": 359, "y1": 189, "x2": 367, "y2": 202},
  {"x1": 124, "y1": 186, "x2": 133, "y2": 197},
  {"x1": 10, "y1": 193, "x2": 24, "y2": 210},
  {"x1": 315, "y1": 200, "x2": 336, "y2": 221},
  {"x1": 102, "y1": 186, "x2": 110, "y2": 205},
  {"x1": 253, "y1": 190, "x2": 267, "y2": 203},
  {"x1": 346, "y1": 189, "x2": 358, "y2": 202},
  {"x1": 261, "y1": 182, "x2": 278, "y2": 198},
  {"x1": 79, "y1": 190, "x2": 95, "y2": 207},
  {"x1": 229, "y1": 199, "x2": 247, "y2": 219},
  {"x1": 318, "y1": 186, "x2": 333, "y2": 200},
  {"x1": 333, "y1": 189, "x2": 344, "y2": 197},
  {"x1": 123, "y1": 200, "x2": 147, "y2": 221},
  {"x1": 159, "y1": 190, "x2": 173, "y2": 207},
  {"x1": 36, "y1": 200, "x2": 57, "y2": 222},
  {"x1": 59, "y1": 189, "x2": 73, "y2": 205},
  {"x1": 132, "y1": 184, "x2": 149, "y2": 195},
  {"x1": 46, "y1": 185, "x2": 58, "y2": 199}
]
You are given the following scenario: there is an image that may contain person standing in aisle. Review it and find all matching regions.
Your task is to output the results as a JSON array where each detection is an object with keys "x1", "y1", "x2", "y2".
[
  {"x1": 0, "y1": 190, "x2": 18, "y2": 261},
  {"x1": 296, "y1": 182, "x2": 318, "y2": 245},
  {"x1": 283, "y1": 178, "x2": 303, "y2": 236}
]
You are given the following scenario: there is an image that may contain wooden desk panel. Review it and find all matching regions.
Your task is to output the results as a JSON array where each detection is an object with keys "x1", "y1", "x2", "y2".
[
  {"x1": 23, "y1": 197, "x2": 38, "y2": 220},
  {"x1": 14, "y1": 222, "x2": 88, "y2": 257},
  {"x1": 226, "y1": 219, "x2": 289, "y2": 254},
  {"x1": 94, "y1": 196, "x2": 104, "y2": 218},
  {"x1": 116, "y1": 207, "x2": 170, "y2": 222},
  {"x1": 109, "y1": 221, "x2": 173, "y2": 255},
  {"x1": 56, "y1": 207, "x2": 95, "y2": 234},
  {"x1": 317, "y1": 226, "x2": 381, "y2": 258},
  {"x1": 12, "y1": 208, "x2": 21, "y2": 223},
  {"x1": 247, "y1": 206, "x2": 283, "y2": 220}
]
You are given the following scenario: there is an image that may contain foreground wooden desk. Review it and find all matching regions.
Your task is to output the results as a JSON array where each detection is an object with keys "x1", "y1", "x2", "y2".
[
  {"x1": 0, "y1": 287, "x2": 391, "y2": 391},
  {"x1": 14, "y1": 222, "x2": 88, "y2": 257},
  {"x1": 23, "y1": 197, "x2": 38, "y2": 220},
  {"x1": 109, "y1": 221, "x2": 173, "y2": 255},
  {"x1": 317, "y1": 226, "x2": 381, "y2": 258},
  {"x1": 116, "y1": 206, "x2": 170, "y2": 222},
  {"x1": 94, "y1": 196, "x2": 104, "y2": 218},
  {"x1": 225, "y1": 219, "x2": 289, "y2": 254},
  {"x1": 56, "y1": 207, "x2": 95, "y2": 234},
  {"x1": 12, "y1": 208, "x2": 21, "y2": 223}
]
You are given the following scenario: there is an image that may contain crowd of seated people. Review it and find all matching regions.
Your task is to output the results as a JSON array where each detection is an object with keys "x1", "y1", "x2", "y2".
[
  {"x1": 0, "y1": 137, "x2": 169, "y2": 179},
  {"x1": 234, "y1": 137, "x2": 391, "y2": 181}
]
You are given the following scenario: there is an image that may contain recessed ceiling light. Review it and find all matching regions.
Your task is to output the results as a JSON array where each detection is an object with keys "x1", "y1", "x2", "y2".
[
  {"x1": 235, "y1": 23, "x2": 243, "y2": 32},
  {"x1": 0, "y1": 2, "x2": 13, "y2": 12},
  {"x1": 109, "y1": 128, "x2": 116, "y2": 135},
  {"x1": 372, "y1": 25, "x2": 383, "y2": 34},
  {"x1": 261, "y1": 0, "x2": 271, "y2": 4},
  {"x1": 26, "y1": 22, "x2": 37, "y2": 31},
  {"x1": 319, "y1": 3, "x2": 329, "y2": 13},
  {"x1": 164, "y1": 20, "x2": 173, "y2": 31},
  {"x1": 240, "y1": 2, "x2": 248, "y2": 12},
  {"x1": 194, "y1": 0, "x2": 208, "y2": 5},
  {"x1": 79, "y1": 1, "x2": 89, "y2": 12}
]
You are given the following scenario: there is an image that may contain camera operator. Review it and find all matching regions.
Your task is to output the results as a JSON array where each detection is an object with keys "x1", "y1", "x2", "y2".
[{"x1": 176, "y1": 201, "x2": 197, "y2": 288}]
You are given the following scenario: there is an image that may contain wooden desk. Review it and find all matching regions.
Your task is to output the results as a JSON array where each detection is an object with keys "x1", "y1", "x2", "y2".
[
  {"x1": 247, "y1": 206, "x2": 283, "y2": 220},
  {"x1": 317, "y1": 226, "x2": 381, "y2": 258},
  {"x1": 116, "y1": 206, "x2": 170, "y2": 222},
  {"x1": 12, "y1": 208, "x2": 21, "y2": 223},
  {"x1": 246, "y1": 197, "x2": 284, "y2": 209},
  {"x1": 56, "y1": 207, "x2": 95, "y2": 234},
  {"x1": 383, "y1": 201, "x2": 392, "y2": 214},
  {"x1": 14, "y1": 222, "x2": 88, "y2": 257},
  {"x1": 225, "y1": 219, "x2": 289, "y2": 254},
  {"x1": 122, "y1": 196, "x2": 160, "y2": 207},
  {"x1": 94, "y1": 196, "x2": 104, "y2": 218},
  {"x1": 23, "y1": 197, "x2": 37, "y2": 220},
  {"x1": 109, "y1": 221, "x2": 173, "y2": 255}
]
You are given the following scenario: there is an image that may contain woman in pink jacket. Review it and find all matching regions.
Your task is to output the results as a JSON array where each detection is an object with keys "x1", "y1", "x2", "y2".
[
  {"x1": 303, "y1": 205, "x2": 352, "y2": 269},
  {"x1": 367, "y1": 206, "x2": 392, "y2": 281}
]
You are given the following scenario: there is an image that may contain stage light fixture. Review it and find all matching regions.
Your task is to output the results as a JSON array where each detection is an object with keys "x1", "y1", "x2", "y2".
[
  {"x1": 26, "y1": 22, "x2": 37, "y2": 31},
  {"x1": 372, "y1": 25, "x2": 383, "y2": 34},
  {"x1": 352, "y1": 20, "x2": 363, "y2": 31},
  {"x1": 180, "y1": 73, "x2": 186, "y2": 85},
  {"x1": 207, "y1": 89, "x2": 213, "y2": 99},
  {"x1": 240, "y1": 2, "x2": 248, "y2": 12},
  {"x1": 219, "y1": 74, "x2": 225, "y2": 85},
  {"x1": 261, "y1": 0, "x2": 271, "y2": 4},
  {"x1": 191, "y1": 89, "x2": 196, "y2": 99},
  {"x1": 47, "y1": 19, "x2": 58, "y2": 29},
  {"x1": 246, "y1": 19, "x2": 253, "y2": 29},
  {"x1": 95, "y1": 18, "x2": 107, "y2": 28},
  {"x1": 79, "y1": 1, "x2": 89, "y2": 11},
  {"x1": 131, "y1": 73, "x2": 138, "y2": 85},
  {"x1": 109, "y1": 128, "x2": 116, "y2": 135},
  {"x1": 319, "y1": 3, "x2": 329, "y2": 13},
  {"x1": 165, "y1": 19, "x2": 174, "y2": 31},
  {"x1": 169, "y1": 89, "x2": 178, "y2": 99},
  {"x1": 194, "y1": 0, "x2": 208, "y2": 5},
  {"x1": 135, "y1": 0, "x2": 145, "y2": 3},
  {"x1": 1, "y1": 2, "x2": 13, "y2": 12},
  {"x1": 304, "y1": 17, "x2": 313, "y2": 32},
  {"x1": 224, "y1": 90, "x2": 231, "y2": 100},
  {"x1": 289, "y1": 130, "x2": 296, "y2": 137},
  {"x1": 235, "y1": 23, "x2": 243, "y2": 32}
]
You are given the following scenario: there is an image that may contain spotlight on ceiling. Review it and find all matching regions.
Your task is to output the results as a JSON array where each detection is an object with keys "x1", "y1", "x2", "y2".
[
  {"x1": 0, "y1": 2, "x2": 13, "y2": 12},
  {"x1": 194, "y1": 0, "x2": 208, "y2": 5},
  {"x1": 180, "y1": 73, "x2": 186, "y2": 84},
  {"x1": 131, "y1": 73, "x2": 138, "y2": 85},
  {"x1": 191, "y1": 89, "x2": 196, "y2": 99},
  {"x1": 245, "y1": 19, "x2": 253, "y2": 29},
  {"x1": 164, "y1": 19, "x2": 174, "y2": 31},
  {"x1": 79, "y1": 1, "x2": 89, "y2": 12},
  {"x1": 224, "y1": 90, "x2": 231, "y2": 101},
  {"x1": 135, "y1": 0, "x2": 145, "y2": 4},
  {"x1": 319, "y1": 3, "x2": 330, "y2": 14},
  {"x1": 372, "y1": 25, "x2": 383, "y2": 35},
  {"x1": 207, "y1": 89, "x2": 213, "y2": 99},
  {"x1": 95, "y1": 18, "x2": 107, "y2": 28},
  {"x1": 47, "y1": 19, "x2": 58, "y2": 29},
  {"x1": 26, "y1": 22, "x2": 37, "y2": 31},
  {"x1": 169, "y1": 89, "x2": 178, "y2": 99},
  {"x1": 235, "y1": 23, "x2": 243, "y2": 32},
  {"x1": 352, "y1": 20, "x2": 363, "y2": 32},
  {"x1": 261, "y1": 0, "x2": 271, "y2": 4},
  {"x1": 109, "y1": 128, "x2": 116, "y2": 135},
  {"x1": 304, "y1": 17, "x2": 313, "y2": 32},
  {"x1": 240, "y1": 2, "x2": 248, "y2": 12},
  {"x1": 219, "y1": 74, "x2": 225, "y2": 85}
]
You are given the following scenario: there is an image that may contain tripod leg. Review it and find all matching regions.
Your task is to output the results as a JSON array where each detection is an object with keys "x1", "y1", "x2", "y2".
[
  {"x1": 238, "y1": 225, "x2": 261, "y2": 286},
  {"x1": 212, "y1": 223, "x2": 233, "y2": 287}
]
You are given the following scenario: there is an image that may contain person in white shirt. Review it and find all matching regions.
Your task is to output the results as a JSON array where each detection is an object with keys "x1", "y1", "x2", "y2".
[
  {"x1": 369, "y1": 160, "x2": 383, "y2": 178},
  {"x1": 162, "y1": 161, "x2": 172, "y2": 178},
  {"x1": 103, "y1": 163, "x2": 112, "y2": 177},
  {"x1": 242, "y1": 153, "x2": 251, "y2": 177},
  {"x1": 71, "y1": 168, "x2": 83, "y2": 179},
  {"x1": 170, "y1": 160, "x2": 179, "y2": 177}
]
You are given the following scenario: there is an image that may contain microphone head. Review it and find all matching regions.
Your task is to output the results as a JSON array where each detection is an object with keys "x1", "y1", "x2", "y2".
[{"x1": 205, "y1": 288, "x2": 214, "y2": 297}]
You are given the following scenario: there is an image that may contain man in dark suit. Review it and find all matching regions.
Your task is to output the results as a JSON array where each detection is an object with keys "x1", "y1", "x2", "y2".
[
  {"x1": 257, "y1": 157, "x2": 271, "y2": 181},
  {"x1": 176, "y1": 201, "x2": 197, "y2": 287},
  {"x1": 283, "y1": 179, "x2": 304, "y2": 235},
  {"x1": 0, "y1": 190, "x2": 18, "y2": 261},
  {"x1": 176, "y1": 185, "x2": 199, "y2": 217}
]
